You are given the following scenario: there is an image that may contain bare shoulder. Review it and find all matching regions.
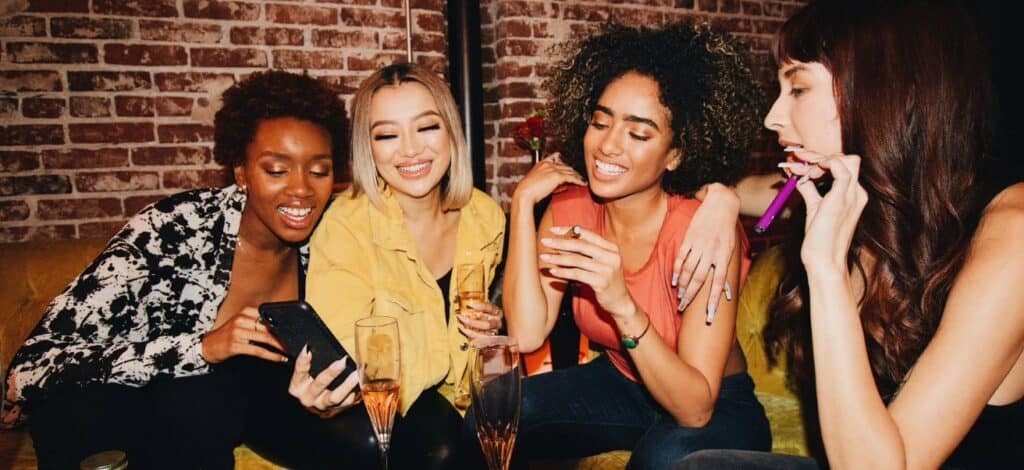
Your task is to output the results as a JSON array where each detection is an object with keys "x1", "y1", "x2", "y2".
[{"x1": 975, "y1": 183, "x2": 1024, "y2": 249}]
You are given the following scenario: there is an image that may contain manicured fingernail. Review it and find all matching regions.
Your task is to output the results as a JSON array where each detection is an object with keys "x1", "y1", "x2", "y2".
[
  {"x1": 539, "y1": 253, "x2": 552, "y2": 262},
  {"x1": 330, "y1": 360, "x2": 345, "y2": 371},
  {"x1": 677, "y1": 287, "x2": 685, "y2": 300},
  {"x1": 783, "y1": 145, "x2": 803, "y2": 152},
  {"x1": 671, "y1": 273, "x2": 679, "y2": 287},
  {"x1": 724, "y1": 283, "x2": 733, "y2": 301},
  {"x1": 678, "y1": 298, "x2": 691, "y2": 312},
  {"x1": 797, "y1": 174, "x2": 810, "y2": 185},
  {"x1": 706, "y1": 304, "x2": 717, "y2": 324},
  {"x1": 540, "y1": 237, "x2": 554, "y2": 246},
  {"x1": 300, "y1": 345, "x2": 309, "y2": 357}
]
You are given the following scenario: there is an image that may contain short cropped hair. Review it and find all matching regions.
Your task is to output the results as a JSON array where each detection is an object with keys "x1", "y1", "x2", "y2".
[
  {"x1": 348, "y1": 63, "x2": 472, "y2": 211},
  {"x1": 214, "y1": 70, "x2": 349, "y2": 171}
]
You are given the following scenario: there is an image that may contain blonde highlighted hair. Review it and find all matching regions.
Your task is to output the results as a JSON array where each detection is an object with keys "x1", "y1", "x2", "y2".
[{"x1": 349, "y1": 62, "x2": 472, "y2": 211}]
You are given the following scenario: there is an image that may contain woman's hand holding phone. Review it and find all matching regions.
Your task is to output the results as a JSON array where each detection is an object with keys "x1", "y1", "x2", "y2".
[
  {"x1": 288, "y1": 347, "x2": 361, "y2": 418},
  {"x1": 201, "y1": 306, "x2": 288, "y2": 364}
]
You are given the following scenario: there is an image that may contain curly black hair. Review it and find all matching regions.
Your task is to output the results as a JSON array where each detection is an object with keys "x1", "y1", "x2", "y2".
[
  {"x1": 214, "y1": 70, "x2": 348, "y2": 170},
  {"x1": 544, "y1": 22, "x2": 765, "y2": 195}
]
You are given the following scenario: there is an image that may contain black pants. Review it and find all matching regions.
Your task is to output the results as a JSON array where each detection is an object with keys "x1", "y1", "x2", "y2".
[
  {"x1": 27, "y1": 367, "x2": 245, "y2": 470},
  {"x1": 240, "y1": 358, "x2": 463, "y2": 470}
]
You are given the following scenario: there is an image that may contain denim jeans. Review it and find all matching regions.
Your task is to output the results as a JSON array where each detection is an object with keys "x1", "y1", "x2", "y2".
[{"x1": 462, "y1": 355, "x2": 771, "y2": 470}]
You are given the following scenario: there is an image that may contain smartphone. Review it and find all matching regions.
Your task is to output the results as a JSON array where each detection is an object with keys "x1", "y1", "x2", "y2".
[{"x1": 258, "y1": 300, "x2": 357, "y2": 391}]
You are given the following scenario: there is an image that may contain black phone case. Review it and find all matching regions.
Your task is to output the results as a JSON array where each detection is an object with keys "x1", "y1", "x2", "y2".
[{"x1": 258, "y1": 300, "x2": 357, "y2": 390}]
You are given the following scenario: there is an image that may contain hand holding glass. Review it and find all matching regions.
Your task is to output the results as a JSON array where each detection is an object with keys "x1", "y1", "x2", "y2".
[
  {"x1": 355, "y1": 314, "x2": 400, "y2": 470},
  {"x1": 454, "y1": 262, "x2": 486, "y2": 411}
]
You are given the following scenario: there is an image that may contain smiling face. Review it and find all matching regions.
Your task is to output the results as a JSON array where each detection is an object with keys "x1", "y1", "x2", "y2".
[
  {"x1": 234, "y1": 117, "x2": 334, "y2": 246},
  {"x1": 764, "y1": 60, "x2": 843, "y2": 158},
  {"x1": 582, "y1": 72, "x2": 680, "y2": 201},
  {"x1": 368, "y1": 81, "x2": 452, "y2": 205}
]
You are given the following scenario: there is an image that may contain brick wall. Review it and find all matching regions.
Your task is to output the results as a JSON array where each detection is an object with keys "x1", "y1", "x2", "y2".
[
  {"x1": 0, "y1": 0, "x2": 447, "y2": 242},
  {"x1": 1, "y1": 0, "x2": 803, "y2": 245}
]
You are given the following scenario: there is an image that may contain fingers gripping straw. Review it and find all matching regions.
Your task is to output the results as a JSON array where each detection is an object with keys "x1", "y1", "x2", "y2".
[{"x1": 753, "y1": 146, "x2": 803, "y2": 234}]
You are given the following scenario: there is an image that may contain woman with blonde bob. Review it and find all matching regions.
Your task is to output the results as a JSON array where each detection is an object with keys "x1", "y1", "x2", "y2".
[{"x1": 287, "y1": 62, "x2": 506, "y2": 469}]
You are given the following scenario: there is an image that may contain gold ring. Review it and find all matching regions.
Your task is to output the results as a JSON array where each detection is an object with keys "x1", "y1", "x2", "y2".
[{"x1": 570, "y1": 225, "x2": 582, "y2": 239}]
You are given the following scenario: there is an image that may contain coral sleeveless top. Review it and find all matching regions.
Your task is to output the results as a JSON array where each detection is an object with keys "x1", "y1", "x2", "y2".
[{"x1": 549, "y1": 186, "x2": 750, "y2": 381}]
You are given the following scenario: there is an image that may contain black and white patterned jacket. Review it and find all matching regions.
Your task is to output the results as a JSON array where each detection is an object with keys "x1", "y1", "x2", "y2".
[{"x1": 5, "y1": 186, "x2": 308, "y2": 409}]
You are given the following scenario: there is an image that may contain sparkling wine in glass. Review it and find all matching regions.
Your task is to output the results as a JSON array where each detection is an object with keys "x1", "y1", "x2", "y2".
[
  {"x1": 454, "y1": 262, "x2": 487, "y2": 411},
  {"x1": 356, "y1": 314, "x2": 401, "y2": 470},
  {"x1": 470, "y1": 336, "x2": 521, "y2": 470}
]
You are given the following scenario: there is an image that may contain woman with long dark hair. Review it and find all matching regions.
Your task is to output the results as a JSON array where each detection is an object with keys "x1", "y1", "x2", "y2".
[{"x1": 679, "y1": 0, "x2": 1024, "y2": 468}]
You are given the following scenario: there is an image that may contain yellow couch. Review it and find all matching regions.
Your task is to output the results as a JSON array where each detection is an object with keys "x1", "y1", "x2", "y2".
[{"x1": 0, "y1": 239, "x2": 806, "y2": 469}]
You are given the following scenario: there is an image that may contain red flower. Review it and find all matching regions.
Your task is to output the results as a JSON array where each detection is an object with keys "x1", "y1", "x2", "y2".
[{"x1": 514, "y1": 110, "x2": 546, "y2": 152}]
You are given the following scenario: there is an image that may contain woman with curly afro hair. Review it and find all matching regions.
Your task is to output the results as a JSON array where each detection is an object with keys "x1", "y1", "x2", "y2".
[
  {"x1": 471, "y1": 22, "x2": 771, "y2": 469},
  {"x1": 5, "y1": 69, "x2": 350, "y2": 469}
]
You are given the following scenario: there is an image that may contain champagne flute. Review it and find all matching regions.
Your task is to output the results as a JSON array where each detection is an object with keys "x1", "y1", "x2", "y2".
[
  {"x1": 355, "y1": 314, "x2": 400, "y2": 470},
  {"x1": 470, "y1": 335, "x2": 521, "y2": 470},
  {"x1": 454, "y1": 262, "x2": 486, "y2": 411}
]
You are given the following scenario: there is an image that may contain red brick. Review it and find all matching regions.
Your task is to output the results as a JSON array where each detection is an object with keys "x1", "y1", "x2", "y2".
[
  {"x1": 69, "y1": 97, "x2": 112, "y2": 117},
  {"x1": 496, "y1": 161, "x2": 533, "y2": 178},
  {"x1": 500, "y1": 100, "x2": 544, "y2": 119},
  {"x1": 104, "y1": 44, "x2": 188, "y2": 66},
  {"x1": 0, "y1": 200, "x2": 30, "y2": 222},
  {"x1": 183, "y1": 0, "x2": 260, "y2": 20},
  {"x1": 410, "y1": 0, "x2": 444, "y2": 7},
  {"x1": 697, "y1": 0, "x2": 718, "y2": 11},
  {"x1": 313, "y1": 30, "x2": 376, "y2": 48},
  {"x1": 532, "y1": 22, "x2": 553, "y2": 39},
  {"x1": 752, "y1": 18, "x2": 784, "y2": 34},
  {"x1": 26, "y1": 0, "x2": 88, "y2": 12},
  {"x1": 232, "y1": 27, "x2": 305, "y2": 46},
  {"x1": 762, "y1": 1, "x2": 785, "y2": 17},
  {"x1": 339, "y1": 8, "x2": 404, "y2": 28},
  {"x1": 273, "y1": 50, "x2": 347, "y2": 69},
  {"x1": 267, "y1": 3, "x2": 337, "y2": 25},
  {"x1": 163, "y1": 169, "x2": 230, "y2": 189},
  {"x1": 2, "y1": 97, "x2": 17, "y2": 116},
  {"x1": 562, "y1": 5, "x2": 610, "y2": 22},
  {"x1": 131, "y1": 146, "x2": 211, "y2": 166},
  {"x1": 76, "y1": 171, "x2": 160, "y2": 192},
  {"x1": 0, "y1": 175, "x2": 71, "y2": 196},
  {"x1": 316, "y1": 75, "x2": 364, "y2": 95},
  {"x1": 319, "y1": 0, "x2": 377, "y2": 4},
  {"x1": 347, "y1": 52, "x2": 407, "y2": 71},
  {"x1": 415, "y1": 54, "x2": 448, "y2": 75},
  {"x1": 126, "y1": 195, "x2": 166, "y2": 215},
  {"x1": 68, "y1": 123, "x2": 154, "y2": 144},
  {"x1": 721, "y1": 0, "x2": 741, "y2": 13},
  {"x1": 139, "y1": 20, "x2": 223, "y2": 43},
  {"x1": 740, "y1": 1, "x2": 762, "y2": 15},
  {"x1": 21, "y1": 97, "x2": 65, "y2": 118},
  {"x1": 0, "y1": 151, "x2": 41, "y2": 172},
  {"x1": 191, "y1": 47, "x2": 268, "y2": 67},
  {"x1": 157, "y1": 124, "x2": 214, "y2": 143},
  {"x1": 112, "y1": 96, "x2": 154, "y2": 117},
  {"x1": 496, "y1": 39, "x2": 538, "y2": 57},
  {"x1": 674, "y1": 0, "x2": 696, "y2": 8},
  {"x1": 1, "y1": 71, "x2": 62, "y2": 92},
  {"x1": 7, "y1": 42, "x2": 97, "y2": 64},
  {"x1": 496, "y1": 1, "x2": 559, "y2": 19},
  {"x1": 154, "y1": 72, "x2": 235, "y2": 92},
  {"x1": 37, "y1": 198, "x2": 123, "y2": 220},
  {"x1": 0, "y1": 16, "x2": 46, "y2": 37},
  {"x1": 51, "y1": 17, "x2": 132, "y2": 39},
  {"x1": 94, "y1": 0, "x2": 177, "y2": 17},
  {"x1": 380, "y1": 0, "x2": 402, "y2": 7},
  {"x1": 43, "y1": 148, "x2": 129, "y2": 169},
  {"x1": 416, "y1": 11, "x2": 446, "y2": 33},
  {"x1": 609, "y1": 7, "x2": 664, "y2": 26},
  {"x1": 79, "y1": 220, "x2": 128, "y2": 238},
  {"x1": 0, "y1": 125, "x2": 64, "y2": 146},
  {"x1": 495, "y1": 61, "x2": 533, "y2": 79},
  {"x1": 68, "y1": 71, "x2": 151, "y2": 91},
  {"x1": 0, "y1": 225, "x2": 76, "y2": 242},
  {"x1": 155, "y1": 97, "x2": 193, "y2": 116},
  {"x1": 411, "y1": 33, "x2": 446, "y2": 53},
  {"x1": 711, "y1": 17, "x2": 753, "y2": 33}
]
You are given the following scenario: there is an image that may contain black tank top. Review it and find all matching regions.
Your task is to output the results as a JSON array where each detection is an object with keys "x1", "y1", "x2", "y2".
[{"x1": 944, "y1": 397, "x2": 1024, "y2": 469}]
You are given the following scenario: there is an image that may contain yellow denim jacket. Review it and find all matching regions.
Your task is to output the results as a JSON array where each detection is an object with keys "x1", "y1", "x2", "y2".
[{"x1": 307, "y1": 186, "x2": 505, "y2": 415}]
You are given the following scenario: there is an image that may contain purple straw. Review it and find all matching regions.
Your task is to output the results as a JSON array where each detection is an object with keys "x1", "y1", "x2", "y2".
[{"x1": 753, "y1": 176, "x2": 798, "y2": 234}]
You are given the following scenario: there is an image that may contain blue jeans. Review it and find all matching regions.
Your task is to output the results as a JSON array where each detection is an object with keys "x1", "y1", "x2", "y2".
[{"x1": 462, "y1": 355, "x2": 771, "y2": 470}]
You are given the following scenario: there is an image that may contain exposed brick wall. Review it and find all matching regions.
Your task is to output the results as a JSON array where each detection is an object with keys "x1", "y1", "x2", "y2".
[
  {"x1": 0, "y1": 0, "x2": 447, "y2": 242},
  {"x1": 2, "y1": 0, "x2": 803, "y2": 246}
]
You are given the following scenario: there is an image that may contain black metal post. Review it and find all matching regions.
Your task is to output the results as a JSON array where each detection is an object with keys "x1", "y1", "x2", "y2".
[{"x1": 446, "y1": 0, "x2": 486, "y2": 191}]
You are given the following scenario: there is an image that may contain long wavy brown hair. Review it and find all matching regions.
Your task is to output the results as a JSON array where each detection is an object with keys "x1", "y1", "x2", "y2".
[{"x1": 764, "y1": 0, "x2": 1003, "y2": 400}]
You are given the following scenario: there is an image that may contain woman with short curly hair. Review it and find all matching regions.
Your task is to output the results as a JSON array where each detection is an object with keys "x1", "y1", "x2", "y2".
[{"x1": 474, "y1": 22, "x2": 771, "y2": 469}]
